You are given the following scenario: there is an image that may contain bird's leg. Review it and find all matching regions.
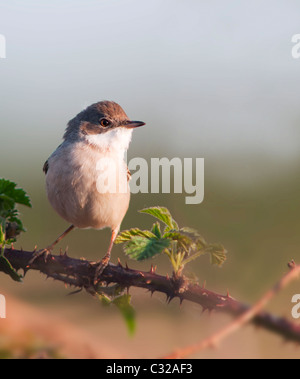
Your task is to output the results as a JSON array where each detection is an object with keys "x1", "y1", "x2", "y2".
[
  {"x1": 28, "y1": 225, "x2": 75, "y2": 266},
  {"x1": 93, "y1": 228, "x2": 119, "y2": 285}
]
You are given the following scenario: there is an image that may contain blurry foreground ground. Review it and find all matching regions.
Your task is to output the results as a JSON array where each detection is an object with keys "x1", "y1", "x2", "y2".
[{"x1": 1, "y1": 290, "x2": 300, "y2": 359}]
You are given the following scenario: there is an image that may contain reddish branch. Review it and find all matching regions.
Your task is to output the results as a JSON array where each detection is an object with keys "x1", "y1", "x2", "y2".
[{"x1": 3, "y1": 247, "x2": 300, "y2": 345}]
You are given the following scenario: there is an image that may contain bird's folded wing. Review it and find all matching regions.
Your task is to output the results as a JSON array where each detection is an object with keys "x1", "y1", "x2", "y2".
[
  {"x1": 127, "y1": 167, "x2": 131, "y2": 182},
  {"x1": 43, "y1": 160, "x2": 49, "y2": 174}
]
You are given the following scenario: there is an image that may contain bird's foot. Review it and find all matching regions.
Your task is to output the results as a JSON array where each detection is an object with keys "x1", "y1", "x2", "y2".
[
  {"x1": 92, "y1": 256, "x2": 110, "y2": 286},
  {"x1": 27, "y1": 247, "x2": 52, "y2": 267}
]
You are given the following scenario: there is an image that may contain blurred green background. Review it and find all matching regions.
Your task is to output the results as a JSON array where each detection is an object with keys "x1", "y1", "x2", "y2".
[{"x1": 0, "y1": 0, "x2": 300, "y2": 358}]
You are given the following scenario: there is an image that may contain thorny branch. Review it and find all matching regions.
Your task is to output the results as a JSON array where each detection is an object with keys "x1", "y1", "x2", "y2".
[{"x1": 3, "y1": 247, "x2": 300, "y2": 349}]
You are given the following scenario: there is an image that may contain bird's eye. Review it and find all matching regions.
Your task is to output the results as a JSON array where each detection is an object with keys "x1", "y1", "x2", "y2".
[{"x1": 100, "y1": 118, "x2": 111, "y2": 127}]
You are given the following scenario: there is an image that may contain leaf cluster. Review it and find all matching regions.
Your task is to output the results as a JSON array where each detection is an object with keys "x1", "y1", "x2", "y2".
[
  {"x1": 0, "y1": 179, "x2": 31, "y2": 281},
  {"x1": 116, "y1": 207, "x2": 227, "y2": 275},
  {"x1": 97, "y1": 285, "x2": 135, "y2": 336}
]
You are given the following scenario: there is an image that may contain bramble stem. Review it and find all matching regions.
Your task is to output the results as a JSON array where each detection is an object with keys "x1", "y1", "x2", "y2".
[{"x1": 3, "y1": 247, "x2": 300, "y2": 346}]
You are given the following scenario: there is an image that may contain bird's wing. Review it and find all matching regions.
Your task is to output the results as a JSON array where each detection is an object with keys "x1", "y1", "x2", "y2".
[
  {"x1": 43, "y1": 143, "x2": 64, "y2": 175},
  {"x1": 43, "y1": 160, "x2": 49, "y2": 174},
  {"x1": 127, "y1": 166, "x2": 131, "y2": 182}
]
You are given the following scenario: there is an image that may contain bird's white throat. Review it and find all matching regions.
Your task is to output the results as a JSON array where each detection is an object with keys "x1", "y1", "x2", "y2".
[{"x1": 85, "y1": 128, "x2": 133, "y2": 156}]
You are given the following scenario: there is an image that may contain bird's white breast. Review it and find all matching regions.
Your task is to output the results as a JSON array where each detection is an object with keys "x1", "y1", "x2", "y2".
[{"x1": 45, "y1": 141, "x2": 130, "y2": 230}]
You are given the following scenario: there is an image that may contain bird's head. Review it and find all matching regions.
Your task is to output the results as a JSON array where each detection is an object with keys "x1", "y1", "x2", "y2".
[{"x1": 64, "y1": 101, "x2": 145, "y2": 152}]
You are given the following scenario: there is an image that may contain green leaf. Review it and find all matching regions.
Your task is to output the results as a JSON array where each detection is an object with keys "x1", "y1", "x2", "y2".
[
  {"x1": 206, "y1": 244, "x2": 227, "y2": 267},
  {"x1": 179, "y1": 228, "x2": 207, "y2": 248},
  {"x1": 124, "y1": 236, "x2": 171, "y2": 261},
  {"x1": 163, "y1": 230, "x2": 190, "y2": 252},
  {"x1": 97, "y1": 293, "x2": 112, "y2": 306},
  {"x1": 163, "y1": 228, "x2": 207, "y2": 253},
  {"x1": 0, "y1": 218, "x2": 6, "y2": 245},
  {"x1": 96, "y1": 283, "x2": 123, "y2": 299},
  {"x1": 117, "y1": 206, "x2": 228, "y2": 273},
  {"x1": 112, "y1": 294, "x2": 136, "y2": 336},
  {"x1": 0, "y1": 256, "x2": 23, "y2": 282},
  {"x1": 140, "y1": 207, "x2": 179, "y2": 231},
  {"x1": 0, "y1": 179, "x2": 31, "y2": 208},
  {"x1": 115, "y1": 228, "x2": 157, "y2": 244},
  {"x1": 97, "y1": 288, "x2": 136, "y2": 336},
  {"x1": 151, "y1": 222, "x2": 162, "y2": 238},
  {"x1": 179, "y1": 227, "x2": 202, "y2": 238},
  {"x1": 0, "y1": 194, "x2": 15, "y2": 213}
]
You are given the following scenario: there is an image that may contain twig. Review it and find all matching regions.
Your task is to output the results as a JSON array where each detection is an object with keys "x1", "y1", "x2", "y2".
[
  {"x1": 163, "y1": 261, "x2": 300, "y2": 359},
  {"x1": 3, "y1": 247, "x2": 300, "y2": 345}
]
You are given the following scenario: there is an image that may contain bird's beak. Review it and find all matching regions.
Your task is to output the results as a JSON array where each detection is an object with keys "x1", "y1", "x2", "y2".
[{"x1": 123, "y1": 120, "x2": 146, "y2": 129}]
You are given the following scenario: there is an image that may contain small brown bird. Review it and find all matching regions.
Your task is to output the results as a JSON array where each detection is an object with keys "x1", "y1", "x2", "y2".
[{"x1": 36, "y1": 101, "x2": 145, "y2": 283}]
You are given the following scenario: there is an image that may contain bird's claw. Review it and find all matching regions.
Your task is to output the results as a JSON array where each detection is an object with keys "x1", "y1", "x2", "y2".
[
  {"x1": 27, "y1": 248, "x2": 52, "y2": 267},
  {"x1": 93, "y1": 257, "x2": 110, "y2": 286}
]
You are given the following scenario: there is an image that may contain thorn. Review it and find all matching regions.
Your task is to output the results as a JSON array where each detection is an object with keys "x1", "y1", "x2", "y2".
[
  {"x1": 202, "y1": 280, "x2": 206, "y2": 289},
  {"x1": 23, "y1": 267, "x2": 29, "y2": 277},
  {"x1": 179, "y1": 297, "x2": 184, "y2": 306},
  {"x1": 67, "y1": 288, "x2": 82, "y2": 296},
  {"x1": 166, "y1": 295, "x2": 174, "y2": 304},
  {"x1": 117, "y1": 258, "x2": 123, "y2": 267},
  {"x1": 11, "y1": 243, "x2": 14, "y2": 250},
  {"x1": 201, "y1": 307, "x2": 208, "y2": 314},
  {"x1": 140, "y1": 272, "x2": 145, "y2": 277},
  {"x1": 33, "y1": 245, "x2": 38, "y2": 253},
  {"x1": 149, "y1": 264, "x2": 157, "y2": 274},
  {"x1": 166, "y1": 274, "x2": 170, "y2": 280},
  {"x1": 227, "y1": 289, "x2": 230, "y2": 298},
  {"x1": 125, "y1": 262, "x2": 129, "y2": 270}
]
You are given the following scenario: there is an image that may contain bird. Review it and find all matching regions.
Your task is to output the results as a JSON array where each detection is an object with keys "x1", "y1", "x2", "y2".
[{"x1": 33, "y1": 101, "x2": 145, "y2": 284}]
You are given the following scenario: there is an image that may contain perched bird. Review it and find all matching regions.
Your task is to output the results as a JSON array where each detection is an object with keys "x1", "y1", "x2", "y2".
[{"x1": 35, "y1": 101, "x2": 145, "y2": 283}]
